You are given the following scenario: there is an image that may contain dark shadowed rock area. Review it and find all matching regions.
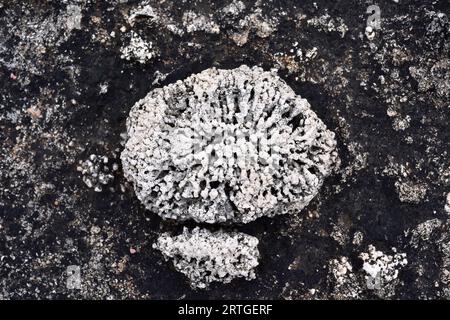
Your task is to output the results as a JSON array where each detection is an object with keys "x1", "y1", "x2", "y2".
[{"x1": 0, "y1": 0, "x2": 449, "y2": 299}]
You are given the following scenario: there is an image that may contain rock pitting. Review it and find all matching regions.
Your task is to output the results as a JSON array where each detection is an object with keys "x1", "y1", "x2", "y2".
[{"x1": 121, "y1": 65, "x2": 339, "y2": 224}]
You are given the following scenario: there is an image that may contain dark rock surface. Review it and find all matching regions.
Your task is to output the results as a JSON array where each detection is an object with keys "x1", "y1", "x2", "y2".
[{"x1": 0, "y1": 0, "x2": 449, "y2": 299}]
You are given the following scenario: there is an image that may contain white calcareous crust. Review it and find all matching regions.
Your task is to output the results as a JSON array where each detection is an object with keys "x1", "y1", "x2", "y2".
[{"x1": 121, "y1": 65, "x2": 339, "y2": 223}]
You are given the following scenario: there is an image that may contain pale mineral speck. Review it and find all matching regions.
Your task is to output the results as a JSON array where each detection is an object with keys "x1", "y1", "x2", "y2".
[{"x1": 365, "y1": 26, "x2": 375, "y2": 40}]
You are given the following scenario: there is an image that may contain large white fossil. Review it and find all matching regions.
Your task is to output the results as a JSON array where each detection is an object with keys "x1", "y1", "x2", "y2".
[{"x1": 121, "y1": 65, "x2": 339, "y2": 223}]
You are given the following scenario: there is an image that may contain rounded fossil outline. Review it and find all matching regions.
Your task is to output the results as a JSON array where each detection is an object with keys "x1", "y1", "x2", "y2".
[{"x1": 121, "y1": 65, "x2": 339, "y2": 223}]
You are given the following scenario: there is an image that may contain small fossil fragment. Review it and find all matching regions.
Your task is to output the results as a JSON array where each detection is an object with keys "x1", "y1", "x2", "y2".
[
  {"x1": 77, "y1": 154, "x2": 116, "y2": 192},
  {"x1": 121, "y1": 65, "x2": 339, "y2": 223},
  {"x1": 153, "y1": 227, "x2": 259, "y2": 289},
  {"x1": 120, "y1": 31, "x2": 157, "y2": 64},
  {"x1": 359, "y1": 245, "x2": 407, "y2": 297}
]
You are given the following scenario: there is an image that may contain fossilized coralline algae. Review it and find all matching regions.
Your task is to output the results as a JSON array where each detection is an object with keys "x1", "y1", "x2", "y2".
[
  {"x1": 121, "y1": 65, "x2": 339, "y2": 223},
  {"x1": 153, "y1": 227, "x2": 259, "y2": 289}
]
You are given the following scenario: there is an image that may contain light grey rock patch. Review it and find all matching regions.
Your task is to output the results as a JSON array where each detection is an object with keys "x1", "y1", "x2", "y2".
[
  {"x1": 182, "y1": 11, "x2": 220, "y2": 34},
  {"x1": 120, "y1": 31, "x2": 157, "y2": 64},
  {"x1": 121, "y1": 65, "x2": 339, "y2": 223},
  {"x1": 409, "y1": 58, "x2": 450, "y2": 100},
  {"x1": 328, "y1": 256, "x2": 361, "y2": 299},
  {"x1": 360, "y1": 245, "x2": 407, "y2": 297},
  {"x1": 307, "y1": 14, "x2": 348, "y2": 38},
  {"x1": 128, "y1": 3, "x2": 159, "y2": 25},
  {"x1": 153, "y1": 227, "x2": 259, "y2": 289},
  {"x1": 445, "y1": 193, "x2": 450, "y2": 214},
  {"x1": 395, "y1": 179, "x2": 427, "y2": 203},
  {"x1": 221, "y1": 0, "x2": 246, "y2": 16},
  {"x1": 228, "y1": 8, "x2": 278, "y2": 46},
  {"x1": 409, "y1": 218, "x2": 443, "y2": 248},
  {"x1": 0, "y1": 2, "x2": 84, "y2": 75},
  {"x1": 127, "y1": 2, "x2": 185, "y2": 36},
  {"x1": 64, "y1": 4, "x2": 82, "y2": 32}
]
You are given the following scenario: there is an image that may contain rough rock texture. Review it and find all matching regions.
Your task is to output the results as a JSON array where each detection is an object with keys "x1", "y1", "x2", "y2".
[
  {"x1": 120, "y1": 31, "x2": 158, "y2": 64},
  {"x1": 360, "y1": 245, "x2": 408, "y2": 298},
  {"x1": 121, "y1": 65, "x2": 339, "y2": 223},
  {"x1": 1, "y1": 0, "x2": 449, "y2": 299},
  {"x1": 153, "y1": 227, "x2": 259, "y2": 289}
]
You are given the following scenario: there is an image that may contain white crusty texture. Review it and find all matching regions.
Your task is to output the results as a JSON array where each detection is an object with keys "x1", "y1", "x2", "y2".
[
  {"x1": 121, "y1": 65, "x2": 339, "y2": 223},
  {"x1": 153, "y1": 227, "x2": 259, "y2": 289}
]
